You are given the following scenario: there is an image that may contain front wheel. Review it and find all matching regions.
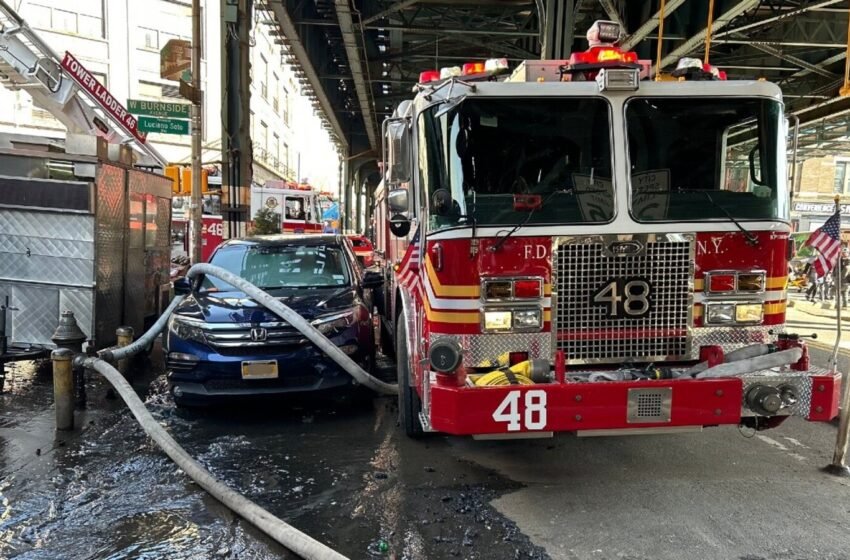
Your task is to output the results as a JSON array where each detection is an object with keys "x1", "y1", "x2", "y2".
[{"x1": 397, "y1": 318, "x2": 424, "y2": 438}]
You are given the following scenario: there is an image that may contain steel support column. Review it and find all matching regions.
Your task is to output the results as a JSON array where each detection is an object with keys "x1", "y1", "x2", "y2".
[
  {"x1": 221, "y1": 0, "x2": 252, "y2": 237},
  {"x1": 541, "y1": 0, "x2": 575, "y2": 60}
]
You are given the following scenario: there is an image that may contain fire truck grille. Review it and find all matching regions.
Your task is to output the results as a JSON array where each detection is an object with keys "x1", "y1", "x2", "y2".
[{"x1": 553, "y1": 234, "x2": 694, "y2": 364}]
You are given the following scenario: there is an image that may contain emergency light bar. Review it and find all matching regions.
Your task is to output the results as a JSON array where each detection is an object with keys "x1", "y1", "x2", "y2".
[
  {"x1": 418, "y1": 58, "x2": 510, "y2": 84},
  {"x1": 672, "y1": 57, "x2": 728, "y2": 81}
]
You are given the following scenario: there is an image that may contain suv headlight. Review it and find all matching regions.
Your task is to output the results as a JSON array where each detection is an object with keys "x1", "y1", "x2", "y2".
[
  {"x1": 311, "y1": 310, "x2": 356, "y2": 336},
  {"x1": 168, "y1": 315, "x2": 207, "y2": 344}
]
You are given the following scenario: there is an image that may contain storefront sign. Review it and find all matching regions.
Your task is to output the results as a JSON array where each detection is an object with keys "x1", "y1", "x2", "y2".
[
  {"x1": 793, "y1": 201, "x2": 850, "y2": 215},
  {"x1": 61, "y1": 51, "x2": 147, "y2": 144}
]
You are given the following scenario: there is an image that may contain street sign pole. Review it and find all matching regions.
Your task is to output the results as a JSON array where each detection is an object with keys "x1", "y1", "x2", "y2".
[
  {"x1": 826, "y1": 194, "x2": 850, "y2": 477},
  {"x1": 190, "y1": 0, "x2": 203, "y2": 265}
]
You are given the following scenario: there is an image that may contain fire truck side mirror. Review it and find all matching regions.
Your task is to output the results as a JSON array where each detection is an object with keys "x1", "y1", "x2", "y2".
[
  {"x1": 389, "y1": 214, "x2": 411, "y2": 237},
  {"x1": 388, "y1": 188, "x2": 409, "y2": 213},
  {"x1": 385, "y1": 118, "x2": 411, "y2": 186}
]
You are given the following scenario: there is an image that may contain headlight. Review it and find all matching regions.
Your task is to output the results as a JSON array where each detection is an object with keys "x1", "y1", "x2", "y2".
[
  {"x1": 705, "y1": 303, "x2": 763, "y2": 325},
  {"x1": 168, "y1": 315, "x2": 207, "y2": 343},
  {"x1": 483, "y1": 311, "x2": 512, "y2": 332},
  {"x1": 735, "y1": 303, "x2": 764, "y2": 324},
  {"x1": 311, "y1": 310, "x2": 356, "y2": 335},
  {"x1": 706, "y1": 303, "x2": 735, "y2": 325},
  {"x1": 482, "y1": 309, "x2": 542, "y2": 332},
  {"x1": 513, "y1": 309, "x2": 541, "y2": 329},
  {"x1": 737, "y1": 273, "x2": 765, "y2": 293},
  {"x1": 483, "y1": 280, "x2": 512, "y2": 300}
]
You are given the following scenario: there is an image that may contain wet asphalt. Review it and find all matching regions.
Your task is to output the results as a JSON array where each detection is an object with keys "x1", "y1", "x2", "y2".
[
  {"x1": 0, "y1": 351, "x2": 546, "y2": 560},
  {"x1": 3, "y1": 322, "x2": 850, "y2": 559}
]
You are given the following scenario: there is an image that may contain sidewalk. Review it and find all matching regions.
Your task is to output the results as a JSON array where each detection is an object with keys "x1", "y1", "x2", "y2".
[
  {"x1": 787, "y1": 298, "x2": 850, "y2": 322},
  {"x1": 785, "y1": 299, "x2": 850, "y2": 353}
]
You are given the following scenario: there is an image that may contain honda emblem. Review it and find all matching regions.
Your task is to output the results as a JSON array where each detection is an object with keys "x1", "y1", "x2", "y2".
[{"x1": 250, "y1": 327, "x2": 268, "y2": 342}]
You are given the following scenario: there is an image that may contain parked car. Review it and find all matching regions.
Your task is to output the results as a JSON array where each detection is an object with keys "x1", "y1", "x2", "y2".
[
  {"x1": 346, "y1": 234, "x2": 375, "y2": 268},
  {"x1": 166, "y1": 234, "x2": 382, "y2": 406}
]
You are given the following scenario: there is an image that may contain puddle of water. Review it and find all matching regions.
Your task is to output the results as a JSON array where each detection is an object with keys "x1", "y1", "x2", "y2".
[{"x1": 1, "y1": 353, "x2": 548, "y2": 560}]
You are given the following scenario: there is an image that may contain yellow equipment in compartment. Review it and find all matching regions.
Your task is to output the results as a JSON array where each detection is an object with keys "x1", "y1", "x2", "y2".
[{"x1": 470, "y1": 353, "x2": 550, "y2": 387}]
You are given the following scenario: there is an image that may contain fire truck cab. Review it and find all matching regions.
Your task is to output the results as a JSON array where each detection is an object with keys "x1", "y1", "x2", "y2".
[
  {"x1": 250, "y1": 180, "x2": 323, "y2": 233},
  {"x1": 376, "y1": 21, "x2": 840, "y2": 439}
]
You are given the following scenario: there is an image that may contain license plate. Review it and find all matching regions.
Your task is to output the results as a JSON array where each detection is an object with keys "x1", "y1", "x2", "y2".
[{"x1": 241, "y1": 360, "x2": 278, "y2": 379}]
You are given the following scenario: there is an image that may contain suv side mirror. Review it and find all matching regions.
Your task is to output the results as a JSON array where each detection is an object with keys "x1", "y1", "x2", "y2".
[
  {"x1": 173, "y1": 277, "x2": 192, "y2": 295},
  {"x1": 388, "y1": 188, "x2": 409, "y2": 213},
  {"x1": 361, "y1": 269, "x2": 384, "y2": 289}
]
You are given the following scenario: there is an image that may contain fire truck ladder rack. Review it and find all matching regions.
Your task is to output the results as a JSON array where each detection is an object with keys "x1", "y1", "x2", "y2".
[{"x1": 0, "y1": 0, "x2": 166, "y2": 166}]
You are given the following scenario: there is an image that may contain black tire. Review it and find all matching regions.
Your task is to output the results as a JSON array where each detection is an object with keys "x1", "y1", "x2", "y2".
[{"x1": 397, "y1": 318, "x2": 424, "y2": 438}]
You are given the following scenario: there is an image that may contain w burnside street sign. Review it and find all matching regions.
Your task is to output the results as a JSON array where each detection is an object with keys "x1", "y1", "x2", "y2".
[{"x1": 127, "y1": 99, "x2": 190, "y2": 119}]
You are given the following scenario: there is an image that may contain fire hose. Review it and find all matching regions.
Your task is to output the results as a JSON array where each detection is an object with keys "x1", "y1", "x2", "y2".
[
  {"x1": 80, "y1": 263, "x2": 404, "y2": 560},
  {"x1": 681, "y1": 344, "x2": 802, "y2": 379}
]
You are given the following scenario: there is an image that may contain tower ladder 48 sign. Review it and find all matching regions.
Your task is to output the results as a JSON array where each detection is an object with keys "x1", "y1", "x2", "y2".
[{"x1": 60, "y1": 52, "x2": 147, "y2": 144}]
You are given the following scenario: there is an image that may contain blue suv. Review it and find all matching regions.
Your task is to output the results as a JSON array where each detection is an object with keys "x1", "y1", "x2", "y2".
[{"x1": 166, "y1": 235, "x2": 382, "y2": 406}]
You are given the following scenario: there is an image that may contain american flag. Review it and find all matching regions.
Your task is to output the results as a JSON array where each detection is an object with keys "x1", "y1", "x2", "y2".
[
  {"x1": 805, "y1": 211, "x2": 843, "y2": 277},
  {"x1": 397, "y1": 227, "x2": 421, "y2": 293}
]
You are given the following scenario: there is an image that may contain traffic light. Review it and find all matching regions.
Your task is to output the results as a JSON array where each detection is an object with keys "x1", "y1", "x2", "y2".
[
  {"x1": 165, "y1": 165, "x2": 181, "y2": 193},
  {"x1": 173, "y1": 166, "x2": 208, "y2": 193}
]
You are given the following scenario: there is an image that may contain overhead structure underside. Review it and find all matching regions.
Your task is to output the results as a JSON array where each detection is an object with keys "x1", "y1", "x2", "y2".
[{"x1": 259, "y1": 0, "x2": 850, "y2": 227}]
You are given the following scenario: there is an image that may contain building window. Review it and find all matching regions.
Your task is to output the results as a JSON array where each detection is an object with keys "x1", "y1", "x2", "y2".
[
  {"x1": 260, "y1": 55, "x2": 268, "y2": 100},
  {"x1": 835, "y1": 161, "x2": 850, "y2": 194},
  {"x1": 272, "y1": 133, "x2": 280, "y2": 167},
  {"x1": 272, "y1": 73, "x2": 280, "y2": 113},
  {"x1": 141, "y1": 27, "x2": 159, "y2": 50},
  {"x1": 27, "y1": 2, "x2": 105, "y2": 39},
  {"x1": 283, "y1": 142, "x2": 290, "y2": 176},
  {"x1": 260, "y1": 121, "x2": 269, "y2": 155},
  {"x1": 139, "y1": 80, "x2": 162, "y2": 98},
  {"x1": 282, "y1": 87, "x2": 290, "y2": 125},
  {"x1": 53, "y1": 9, "x2": 78, "y2": 33}
]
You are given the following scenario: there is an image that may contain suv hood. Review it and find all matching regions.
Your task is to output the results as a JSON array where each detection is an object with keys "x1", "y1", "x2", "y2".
[{"x1": 174, "y1": 287, "x2": 355, "y2": 324}]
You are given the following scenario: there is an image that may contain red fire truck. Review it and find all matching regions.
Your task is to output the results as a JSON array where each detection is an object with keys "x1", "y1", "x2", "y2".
[
  {"x1": 375, "y1": 21, "x2": 841, "y2": 439},
  {"x1": 250, "y1": 180, "x2": 324, "y2": 233}
]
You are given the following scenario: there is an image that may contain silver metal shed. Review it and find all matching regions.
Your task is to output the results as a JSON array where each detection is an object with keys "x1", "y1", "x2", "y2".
[{"x1": 0, "y1": 144, "x2": 172, "y2": 349}]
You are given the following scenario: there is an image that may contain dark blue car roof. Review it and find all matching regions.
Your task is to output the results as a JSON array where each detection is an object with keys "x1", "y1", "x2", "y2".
[{"x1": 221, "y1": 234, "x2": 345, "y2": 248}]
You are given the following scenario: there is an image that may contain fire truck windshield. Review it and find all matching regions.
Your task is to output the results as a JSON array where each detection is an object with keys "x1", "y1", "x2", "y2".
[
  {"x1": 626, "y1": 97, "x2": 787, "y2": 223},
  {"x1": 419, "y1": 97, "x2": 614, "y2": 231}
]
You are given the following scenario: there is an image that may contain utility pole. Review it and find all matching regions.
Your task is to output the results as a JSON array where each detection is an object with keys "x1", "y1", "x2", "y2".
[{"x1": 190, "y1": 0, "x2": 203, "y2": 264}]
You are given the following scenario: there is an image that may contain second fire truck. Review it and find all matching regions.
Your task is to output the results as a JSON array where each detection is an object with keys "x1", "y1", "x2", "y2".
[{"x1": 374, "y1": 21, "x2": 840, "y2": 439}]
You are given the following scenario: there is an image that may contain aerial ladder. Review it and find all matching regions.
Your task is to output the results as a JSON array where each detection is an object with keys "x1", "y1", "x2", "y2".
[{"x1": 0, "y1": 0, "x2": 166, "y2": 166}]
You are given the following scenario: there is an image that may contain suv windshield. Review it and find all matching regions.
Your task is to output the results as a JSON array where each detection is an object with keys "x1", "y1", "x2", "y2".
[
  {"x1": 626, "y1": 97, "x2": 787, "y2": 222},
  {"x1": 201, "y1": 244, "x2": 351, "y2": 291},
  {"x1": 420, "y1": 97, "x2": 614, "y2": 231}
]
